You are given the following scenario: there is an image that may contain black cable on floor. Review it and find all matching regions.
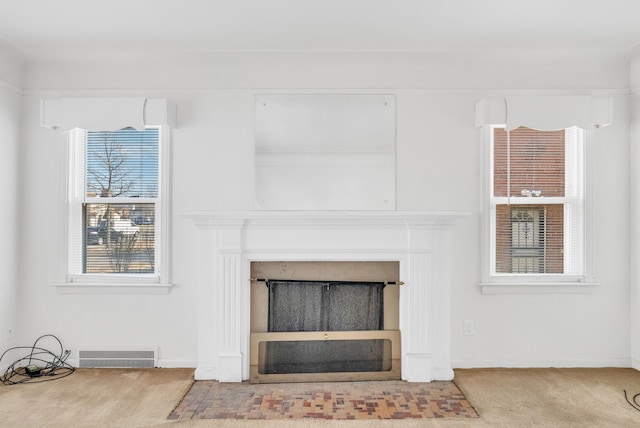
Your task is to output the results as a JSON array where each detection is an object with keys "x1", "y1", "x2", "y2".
[
  {"x1": 0, "y1": 334, "x2": 75, "y2": 385},
  {"x1": 624, "y1": 390, "x2": 640, "y2": 413}
]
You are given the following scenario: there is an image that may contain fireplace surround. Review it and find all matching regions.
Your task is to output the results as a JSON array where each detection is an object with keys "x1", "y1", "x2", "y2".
[{"x1": 188, "y1": 211, "x2": 467, "y2": 382}]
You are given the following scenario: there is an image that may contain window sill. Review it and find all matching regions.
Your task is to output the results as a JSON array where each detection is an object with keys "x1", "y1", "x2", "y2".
[
  {"x1": 52, "y1": 282, "x2": 174, "y2": 295},
  {"x1": 478, "y1": 281, "x2": 601, "y2": 295}
]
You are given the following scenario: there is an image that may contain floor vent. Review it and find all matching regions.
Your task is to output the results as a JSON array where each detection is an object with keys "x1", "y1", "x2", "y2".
[{"x1": 78, "y1": 349, "x2": 157, "y2": 368}]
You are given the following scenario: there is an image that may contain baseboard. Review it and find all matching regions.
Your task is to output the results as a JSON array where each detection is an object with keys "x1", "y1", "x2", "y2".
[
  {"x1": 194, "y1": 366, "x2": 217, "y2": 380},
  {"x1": 631, "y1": 359, "x2": 640, "y2": 371},
  {"x1": 431, "y1": 367, "x2": 455, "y2": 381},
  {"x1": 156, "y1": 359, "x2": 197, "y2": 368},
  {"x1": 452, "y1": 357, "x2": 632, "y2": 369},
  {"x1": 66, "y1": 358, "x2": 197, "y2": 369}
]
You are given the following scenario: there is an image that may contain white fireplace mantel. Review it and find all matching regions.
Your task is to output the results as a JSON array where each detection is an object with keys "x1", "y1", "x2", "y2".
[{"x1": 185, "y1": 210, "x2": 469, "y2": 382}]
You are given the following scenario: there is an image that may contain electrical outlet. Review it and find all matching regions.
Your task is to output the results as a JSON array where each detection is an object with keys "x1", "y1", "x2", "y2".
[{"x1": 463, "y1": 320, "x2": 475, "y2": 336}]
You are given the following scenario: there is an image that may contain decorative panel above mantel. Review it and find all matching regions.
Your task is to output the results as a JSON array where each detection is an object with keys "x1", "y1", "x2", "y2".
[{"x1": 255, "y1": 94, "x2": 396, "y2": 211}]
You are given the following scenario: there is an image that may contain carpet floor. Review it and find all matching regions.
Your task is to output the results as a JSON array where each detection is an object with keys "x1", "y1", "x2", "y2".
[
  {"x1": 169, "y1": 380, "x2": 478, "y2": 420},
  {"x1": 2, "y1": 367, "x2": 640, "y2": 427}
]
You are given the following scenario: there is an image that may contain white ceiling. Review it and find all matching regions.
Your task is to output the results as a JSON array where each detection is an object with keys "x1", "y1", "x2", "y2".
[{"x1": 1, "y1": 0, "x2": 640, "y2": 57}]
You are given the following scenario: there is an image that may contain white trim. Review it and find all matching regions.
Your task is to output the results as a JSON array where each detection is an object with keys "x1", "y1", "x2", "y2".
[
  {"x1": 155, "y1": 359, "x2": 197, "y2": 368},
  {"x1": 0, "y1": 79, "x2": 23, "y2": 95},
  {"x1": 478, "y1": 281, "x2": 601, "y2": 294},
  {"x1": 67, "y1": 128, "x2": 85, "y2": 276},
  {"x1": 57, "y1": 130, "x2": 71, "y2": 285},
  {"x1": 53, "y1": 282, "x2": 173, "y2": 294},
  {"x1": 41, "y1": 98, "x2": 145, "y2": 131},
  {"x1": 431, "y1": 368, "x2": 455, "y2": 381},
  {"x1": 65, "y1": 273, "x2": 162, "y2": 284},
  {"x1": 194, "y1": 366, "x2": 217, "y2": 380},
  {"x1": 64, "y1": 357, "x2": 194, "y2": 368},
  {"x1": 183, "y1": 210, "x2": 468, "y2": 225},
  {"x1": 475, "y1": 96, "x2": 613, "y2": 130},
  {"x1": 452, "y1": 357, "x2": 631, "y2": 369},
  {"x1": 584, "y1": 128, "x2": 597, "y2": 283},
  {"x1": 24, "y1": 88, "x2": 631, "y2": 97},
  {"x1": 157, "y1": 125, "x2": 172, "y2": 285},
  {"x1": 492, "y1": 196, "x2": 579, "y2": 205},
  {"x1": 40, "y1": 98, "x2": 177, "y2": 131}
]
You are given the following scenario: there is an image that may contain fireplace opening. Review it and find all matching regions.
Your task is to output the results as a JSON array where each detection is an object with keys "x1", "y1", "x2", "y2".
[{"x1": 250, "y1": 262, "x2": 400, "y2": 383}]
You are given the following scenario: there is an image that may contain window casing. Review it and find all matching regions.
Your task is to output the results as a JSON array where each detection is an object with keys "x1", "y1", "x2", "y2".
[
  {"x1": 64, "y1": 126, "x2": 170, "y2": 288},
  {"x1": 485, "y1": 125, "x2": 587, "y2": 284}
]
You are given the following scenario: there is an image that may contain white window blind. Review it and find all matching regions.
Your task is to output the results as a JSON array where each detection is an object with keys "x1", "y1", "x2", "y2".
[
  {"x1": 69, "y1": 127, "x2": 161, "y2": 276},
  {"x1": 86, "y1": 128, "x2": 159, "y2": 199},
  {"x1": 491, "y1": 126, "x2": 584, "y2": 276}
]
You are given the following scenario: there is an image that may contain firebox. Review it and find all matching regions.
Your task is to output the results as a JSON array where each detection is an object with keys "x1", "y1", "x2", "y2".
[{"x1": 250, "y1": 261, "x2": 401, "y2": 383}]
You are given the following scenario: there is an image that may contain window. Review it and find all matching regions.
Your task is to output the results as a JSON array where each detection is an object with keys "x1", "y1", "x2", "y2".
[
  {"x1": 65, "y1": 126, "x2": 170, "y2": 287},
  {"x1": 488, "y1": 125, "x2": 585, "y2": 280}
]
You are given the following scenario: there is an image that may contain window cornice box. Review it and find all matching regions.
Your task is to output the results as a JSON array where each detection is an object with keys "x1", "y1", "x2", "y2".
[
  {"x1": 475, "y1": 96, "x2": 612, "y2": 130},
  {"x1": 40, "y1": 98, "x2": 177, "y2": 131}
]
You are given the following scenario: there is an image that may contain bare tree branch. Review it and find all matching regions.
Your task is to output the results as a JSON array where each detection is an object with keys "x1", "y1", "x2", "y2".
[{"x1": 87, "y1": 132, "x2": 137, "y2": 197}]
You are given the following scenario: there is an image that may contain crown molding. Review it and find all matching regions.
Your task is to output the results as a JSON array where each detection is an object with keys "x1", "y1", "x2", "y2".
[
  {"x1": 23, "y1": 87, "x2": 630, "y2": 97},
  {"x1": 0, "y1": 79, "x2": 23, "y2": 95}
]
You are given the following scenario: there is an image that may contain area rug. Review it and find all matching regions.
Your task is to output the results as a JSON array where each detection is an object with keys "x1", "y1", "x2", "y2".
[{"x1": 168, "y1": 380, "x2": 478, "y2": 420}]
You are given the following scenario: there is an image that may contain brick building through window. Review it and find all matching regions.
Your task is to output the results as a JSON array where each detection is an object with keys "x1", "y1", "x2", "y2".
[{"x1": 492, "y1": 127, "x2": 570, "y2": 274}]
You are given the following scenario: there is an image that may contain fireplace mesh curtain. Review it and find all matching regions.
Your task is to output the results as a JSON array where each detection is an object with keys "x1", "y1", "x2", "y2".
[
  {"x1": 268, "y1": 280, "x2": 384, "y2": 332},
  {"x1": 263, "y1": 280, "x2": 388, "y2": 374}
]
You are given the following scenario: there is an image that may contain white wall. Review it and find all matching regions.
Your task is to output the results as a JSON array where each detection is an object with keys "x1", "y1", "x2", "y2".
[
  {"x1": 630, "y1": 46, "x2": 640, "y2": 371},
  {"x1": 0, "y1": 40, "x2": 23, "y2": 367},
  {"x1": 16, "y1": 49, "x2": 632, "y2": 369}
]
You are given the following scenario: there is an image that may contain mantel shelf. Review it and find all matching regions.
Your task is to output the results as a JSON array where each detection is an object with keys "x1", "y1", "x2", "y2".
[{"x1": 183, "y1": 210, "x2": 471, "y2": 228}]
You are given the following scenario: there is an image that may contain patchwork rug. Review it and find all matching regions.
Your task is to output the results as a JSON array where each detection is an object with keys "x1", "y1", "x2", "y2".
[{"x1": 169, "y1": 380, "x2": 478, "y2": 420}]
